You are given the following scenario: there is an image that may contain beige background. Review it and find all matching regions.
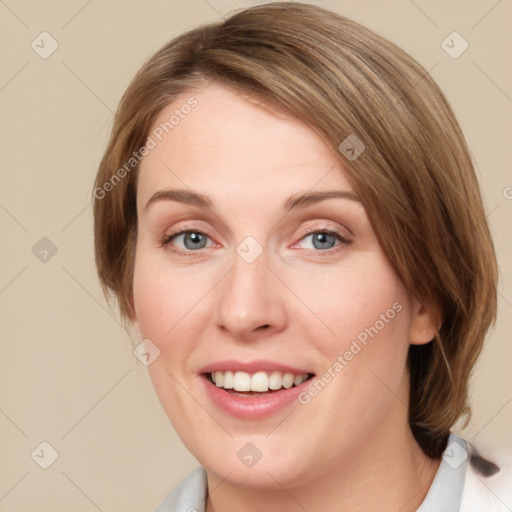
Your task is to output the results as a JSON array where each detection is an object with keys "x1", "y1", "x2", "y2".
[{"x1": 1, "y1": 1, "x2": 511, "y2": 510}]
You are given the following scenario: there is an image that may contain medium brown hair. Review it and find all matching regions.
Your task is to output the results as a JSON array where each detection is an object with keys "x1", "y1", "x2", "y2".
[{"x1": 93, "y1": 2, "x2": 497, "y2": 458}]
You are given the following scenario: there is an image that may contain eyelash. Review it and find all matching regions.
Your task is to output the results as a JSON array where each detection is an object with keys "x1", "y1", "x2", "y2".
[{"x1": 159, "y1": 227, "x2": 352, "y2": 257}]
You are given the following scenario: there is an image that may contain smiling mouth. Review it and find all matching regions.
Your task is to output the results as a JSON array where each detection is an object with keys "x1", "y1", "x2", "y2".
[{"x1": 205, "y1": 370, "x2": 315, "y2": 396}]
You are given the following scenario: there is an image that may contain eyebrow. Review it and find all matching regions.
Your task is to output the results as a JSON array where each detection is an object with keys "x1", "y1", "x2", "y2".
[
  {"x1": 144, "y1": 189, "x2": 213, "y2": 211},
  {"x1": 143, "y1": 188, "x2": 360, "y2": 212},
  {"x1": 283, "y1": 190, "x2": 361, "y2": 211}
]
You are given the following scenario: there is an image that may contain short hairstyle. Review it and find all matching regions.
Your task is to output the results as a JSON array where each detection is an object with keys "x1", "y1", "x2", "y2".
[{"x1": 93, "y1": 2, "x2": 497, "y2": 458}]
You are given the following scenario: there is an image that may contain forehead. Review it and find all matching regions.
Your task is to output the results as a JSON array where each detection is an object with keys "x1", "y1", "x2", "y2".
[{"x1": 137, "y1": 83, "x2": 352, "y2": 206}]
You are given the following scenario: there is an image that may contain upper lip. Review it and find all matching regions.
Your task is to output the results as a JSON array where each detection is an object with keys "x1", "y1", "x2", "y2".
[{"x1": 198, "y1": 359, "x2": 314, "y2": 375}]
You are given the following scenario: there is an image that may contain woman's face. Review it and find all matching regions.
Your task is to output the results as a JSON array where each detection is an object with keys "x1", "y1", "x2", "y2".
[{"x1": 132, "y1": 82, "x2": 432, "y2": 489}]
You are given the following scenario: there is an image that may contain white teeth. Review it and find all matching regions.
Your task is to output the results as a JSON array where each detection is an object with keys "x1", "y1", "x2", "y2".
[
  {"x1": 251, "y1": 372, "x2": 269, "y2": 392},
  {"x1": 268, "y1": 371, "x2": 282, "y2": 390},
  {"x1": 233, "y1": 371, "x2": 251, "y2": 391},
  {"x1": 294, "y1": 374, "x2": 305, "y2": 386},
  {"x1": 283, "y1": 373, "x2": 295, "y2": 389},
  {"x1": 223, "y1": 371, "x2": 234, "y2": 389},
  {"x1": 210, "y1": 370, "x2": 310, "y2": 392}
]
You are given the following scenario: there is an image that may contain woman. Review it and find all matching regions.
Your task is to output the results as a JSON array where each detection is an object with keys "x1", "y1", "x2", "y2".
[{"x1": 93, "y1": 3, "x2": 511, "y2": 511}]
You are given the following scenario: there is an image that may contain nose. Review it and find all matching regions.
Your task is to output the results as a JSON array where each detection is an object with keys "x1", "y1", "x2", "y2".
[{"x1": 214, "y1": 249, "x2": 287, "y2": 341}]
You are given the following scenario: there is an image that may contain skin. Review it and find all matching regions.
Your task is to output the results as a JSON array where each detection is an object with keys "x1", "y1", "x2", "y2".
[{"x1": 132, "y1": 82, "x2": 440, "y2": 512}]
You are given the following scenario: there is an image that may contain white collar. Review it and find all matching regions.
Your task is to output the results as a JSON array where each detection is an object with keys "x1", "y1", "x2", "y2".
[{"x1": 417, "y1": 432, "x2": 467, "y2": 512}]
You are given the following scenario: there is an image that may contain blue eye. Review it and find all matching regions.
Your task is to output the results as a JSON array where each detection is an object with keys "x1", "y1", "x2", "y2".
[
  {"x1": 297, "y1": 230, "x2": 349, "y2": 251},
  {"x1": 308, "y1": 232, "x2": 337, "y2": 250},
  {"x1": 165, "y1": 231, "x2": 210, "y2": 250}
]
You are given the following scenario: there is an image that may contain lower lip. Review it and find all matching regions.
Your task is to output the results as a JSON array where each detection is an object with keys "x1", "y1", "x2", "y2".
[{"x1": 200, "y1": 375, "x2": 312, "y2": 420}]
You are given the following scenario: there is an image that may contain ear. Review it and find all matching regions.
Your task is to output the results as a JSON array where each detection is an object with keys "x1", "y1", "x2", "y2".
[{"x1": 409, "y1": 297, "x2": 441, "y2": 345}]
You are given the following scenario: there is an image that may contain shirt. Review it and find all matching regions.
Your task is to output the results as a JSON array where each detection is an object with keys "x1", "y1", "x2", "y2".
[{"x1": 154, "y1": 433, "x2": 512, "y2": 512}]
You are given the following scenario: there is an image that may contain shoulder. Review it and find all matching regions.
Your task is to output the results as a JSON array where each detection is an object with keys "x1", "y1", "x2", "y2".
[
  {"x1": 460, "y1": 439, "x2": 512, "y2": 512},
  {"x1": 154, "y1": 466, "x2": 207, "y2": 512}
]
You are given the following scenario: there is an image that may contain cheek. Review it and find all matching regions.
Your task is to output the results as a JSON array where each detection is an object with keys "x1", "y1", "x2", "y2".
[
  {"x1": 287, "y1": 254, "x2": 412, "y2": 393},
  {"x1": 289, "y1": 257, "x2": 409, "y2": 341},
  {"x1": 131, "y1": 251, "x2": 196, "y2": 404},
  {"x1": 132, "y1": 247, "x2": 206, "y2": 339},
  {"x1": 132, "y1": 250, "x2": 209, "y2": 433},
  {"x1": 131, "y1": 245, "x2": 218, "y2": 400}
]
